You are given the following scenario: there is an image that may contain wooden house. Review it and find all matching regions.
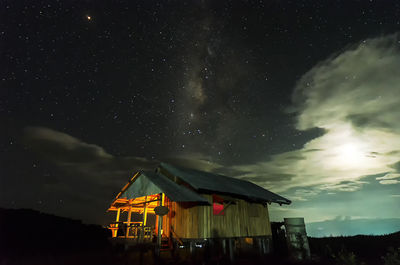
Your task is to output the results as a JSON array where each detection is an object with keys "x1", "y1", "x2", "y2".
[{"x1": 107, "y1": 162, "x2": 291, "y2": 255}]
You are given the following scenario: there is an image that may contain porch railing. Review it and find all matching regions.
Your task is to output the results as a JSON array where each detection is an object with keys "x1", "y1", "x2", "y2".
[{"x1": 107, "y1": 222, "x2": 154, "y2": 241}]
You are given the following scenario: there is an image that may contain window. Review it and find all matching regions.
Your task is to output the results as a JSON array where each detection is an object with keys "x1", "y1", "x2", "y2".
[
  {"x1": 212, "y1": 194, "x2": 224, "y2": 216},
  {"x1": 213, "y1": 202, "x2": 224, "y2": 215}
]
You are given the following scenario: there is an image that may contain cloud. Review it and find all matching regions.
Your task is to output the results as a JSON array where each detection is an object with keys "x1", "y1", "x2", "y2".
[
  {"x1": 163, "y1": 154, "x2": 223, "y2": 172},
  {"x1": 376, "y1": 170, "x2": 400, "y2": 185},
  {"x1": 306, "y1": 217, "x2": 400, "y2": 237},
  {"x1": 319, "y1": 180, "x2": 368, "y2": 192},
  {"x1": 23, "y1": 127, "x2": 157, "y2": 194},
  {"x1": 379, "y1": 180, "x2": 400, "y2": 185},
  {"x1": 290, "y1": 188, "x2": 321, "y2": 201},
  {"x1": 24, "y1": 126, "x2": 156, "y2": 170},
  {"x1": 390, "y1": 161, "x2": 400, "y2": 171},
  {"x1": 333, "y1": 215, "x2": 352, "y2": 221},
  {"x1": 231, "y1": 34, "x2": 400, "y2": 197},
  {"x1": 24, "y1": 126, "x2": 112, "y2": 162},
  {"x1": 22, "y1": 127, "x2": 158, "y2": 223},
  {"x1": 376, "y1": 173, "x2": 400, "y2": 180},
  {"x1": 292, "y1": 35, "x2": 400, "y2": 132}
]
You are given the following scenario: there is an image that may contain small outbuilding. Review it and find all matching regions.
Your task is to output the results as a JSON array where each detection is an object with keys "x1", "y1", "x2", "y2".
[{"x1": 107, "y1": 162, "x2": 290, "y2": 255}]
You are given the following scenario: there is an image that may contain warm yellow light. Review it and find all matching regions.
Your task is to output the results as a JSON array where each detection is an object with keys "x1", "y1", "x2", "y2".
[{"x1": 87, "y1": 15, "x2": 91, "y2": 20}]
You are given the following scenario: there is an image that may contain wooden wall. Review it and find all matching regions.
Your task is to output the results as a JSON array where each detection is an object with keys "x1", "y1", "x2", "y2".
[{"x1": 163, "y1": 194, "x2": 272, "y2": 240}]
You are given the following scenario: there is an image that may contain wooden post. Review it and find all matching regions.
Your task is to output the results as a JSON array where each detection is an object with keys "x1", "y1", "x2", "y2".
[
  {"x1": 114, "y1": 208, "x2": 121, "y2": 237},
  {"x1": 155, "y1": 215, "x2": 159, "y2": 237},
  {"x1": 264, "y1": 238, "x2": 269, "y2": 254},
  {"x1": 141, "y1": 196, "x2": 148, "y2": 242},
  {"x1": 126, "y1": 205, "x2": 132, "y2": 238},
  {"x1": 228, "y1": 239, "x2": 235, "y2": 262},
  {"x1": 258, "y1": 238, "x2": 263, "y2": 256},
  {"x1": 261, "y1": 238, "x2": 267, "y2": 255},
  {"x1": 189, "y1": 241, "x2": 194, "y2": 255},
  {"x1": 161, "y1": 193, "x2": 165, "y2": 236},
  {"x1": 143, "y1": 196, "x2": 148, "y2": 226},
  {"x1": 156, "y1": 193, "x2": 164, "y2": 255}
]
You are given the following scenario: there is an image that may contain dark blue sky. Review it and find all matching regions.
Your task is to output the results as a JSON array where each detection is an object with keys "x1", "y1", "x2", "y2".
[{"x1": 1, "y1": 0, "x2": 400, "y2": 235}]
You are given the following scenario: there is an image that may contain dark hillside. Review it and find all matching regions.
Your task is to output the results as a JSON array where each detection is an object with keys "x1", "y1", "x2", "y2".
[
  {"x1": 0, "y1": 208, "x2": 110, "y2": 258},
  {"x1": 1, "y1": 208, "x2": 399, "y2": 265},
  {"x1": 309, "y1": 232, "x2": 400, "y2": 265}
]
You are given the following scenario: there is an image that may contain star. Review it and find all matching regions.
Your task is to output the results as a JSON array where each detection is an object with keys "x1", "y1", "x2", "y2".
[{"x1": 2, "y1": 0, "x2": 399, "y2": 236}]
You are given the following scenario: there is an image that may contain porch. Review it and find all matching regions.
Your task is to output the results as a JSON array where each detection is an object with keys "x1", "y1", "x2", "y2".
[{"x1": 107, "y1": 191, "x2": 176, "y2": 252}]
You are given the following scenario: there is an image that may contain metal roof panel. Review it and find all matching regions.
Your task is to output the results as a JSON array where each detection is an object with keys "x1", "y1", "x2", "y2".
[
  {"x1": 160, "y1": 163, "x2": 291, "y2": 205},
  {"x1": 143, "y1": 171, "x2": 210, "y2": 203}
]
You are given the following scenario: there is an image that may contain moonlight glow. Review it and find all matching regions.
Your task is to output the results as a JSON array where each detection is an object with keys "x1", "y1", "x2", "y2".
[{"x1": 336, "y1": 143, "x2": 364, "y2": 166}]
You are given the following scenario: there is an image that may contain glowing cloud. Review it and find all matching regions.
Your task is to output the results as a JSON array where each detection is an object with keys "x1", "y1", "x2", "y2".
[{"x1": 234, "y1": 34, "x2": 400, "y2": 194}]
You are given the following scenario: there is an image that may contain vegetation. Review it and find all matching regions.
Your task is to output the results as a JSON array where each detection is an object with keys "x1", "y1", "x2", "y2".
[
  {"x1": 308, "y1": 232, "x2": 400, "y2": 265},
  {"x1": 1, "y1": 209, "x2": 399, "y2": 265},
  {"x1": 382, "y1": 247, "x2": 400, "y2": 265}
]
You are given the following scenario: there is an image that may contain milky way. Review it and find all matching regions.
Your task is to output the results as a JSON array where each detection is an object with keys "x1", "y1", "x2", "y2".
[{"x1": 1, "y1": 1, "x2": 400, "y2": 233}]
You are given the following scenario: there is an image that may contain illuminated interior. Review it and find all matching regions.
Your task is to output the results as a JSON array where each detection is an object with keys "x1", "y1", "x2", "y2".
[
  {"x1": 108, "y1": 194, "x2": 160, "y2": 214},
  {"x1": 107, "y1": 193, "x2": 163, "y2": 238}
]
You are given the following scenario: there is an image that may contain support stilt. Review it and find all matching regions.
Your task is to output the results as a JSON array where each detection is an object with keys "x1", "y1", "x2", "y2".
[
  {"x1": 126, "y1": 205, "x2": 132, "y2": 238},
  {"x1": 113, "y1": 208, "x2": 120, "y2": 237}
]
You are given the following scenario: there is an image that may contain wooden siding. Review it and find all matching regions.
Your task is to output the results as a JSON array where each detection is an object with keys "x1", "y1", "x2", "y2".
[{"x1": 164, "y1": 194, "x2": 272, "y2": 239}]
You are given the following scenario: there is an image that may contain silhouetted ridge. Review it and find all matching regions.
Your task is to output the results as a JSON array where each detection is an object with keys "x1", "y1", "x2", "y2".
[
  {"x1": 0, "y1": 208, "x2": 109, "y2": 256},
  {"x1": 309, "y1": 231, "x2": 400, "y2": 264}
]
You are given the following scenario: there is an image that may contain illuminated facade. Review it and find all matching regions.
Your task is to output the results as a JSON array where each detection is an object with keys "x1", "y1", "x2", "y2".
[{"x1": 107, "y1": 163, "x2": 291, "y2": 254}]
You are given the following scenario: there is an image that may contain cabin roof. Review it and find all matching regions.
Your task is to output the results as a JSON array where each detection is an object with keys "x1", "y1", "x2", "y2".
[
  {"x1": 160, "y1": 162, "x2": 291, "y2": 205},
  {"x1": 111, "y1": 162, "x2": 291, "y2": 206},
  {"x1": 116, "y1": 171, "x2": 209, "y2": 203},
  {"x1": 142, "y1": 171, "x2": 209, "y2": 203}
]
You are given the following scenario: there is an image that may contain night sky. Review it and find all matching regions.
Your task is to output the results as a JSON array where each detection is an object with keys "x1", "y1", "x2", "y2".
[{"x1": 1, "y1": 0, "x2": 400, "y2": 235}]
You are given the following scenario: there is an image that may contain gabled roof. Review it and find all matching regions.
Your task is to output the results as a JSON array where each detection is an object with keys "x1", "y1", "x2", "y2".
[
  {"x1": 159, "y1": 162, "x2": 291, "y2": 205},
  {"x1": 118, "y1": 171, "x2": 209, "y2": 203},
  {"x1": 111, "y1": 163, "x2": 291, "y2": 206}
]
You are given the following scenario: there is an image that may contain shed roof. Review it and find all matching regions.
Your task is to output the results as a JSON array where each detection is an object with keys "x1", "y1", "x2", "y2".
[{"x1": 160, "y1": 162, "x2": 291, "y2": 205}]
